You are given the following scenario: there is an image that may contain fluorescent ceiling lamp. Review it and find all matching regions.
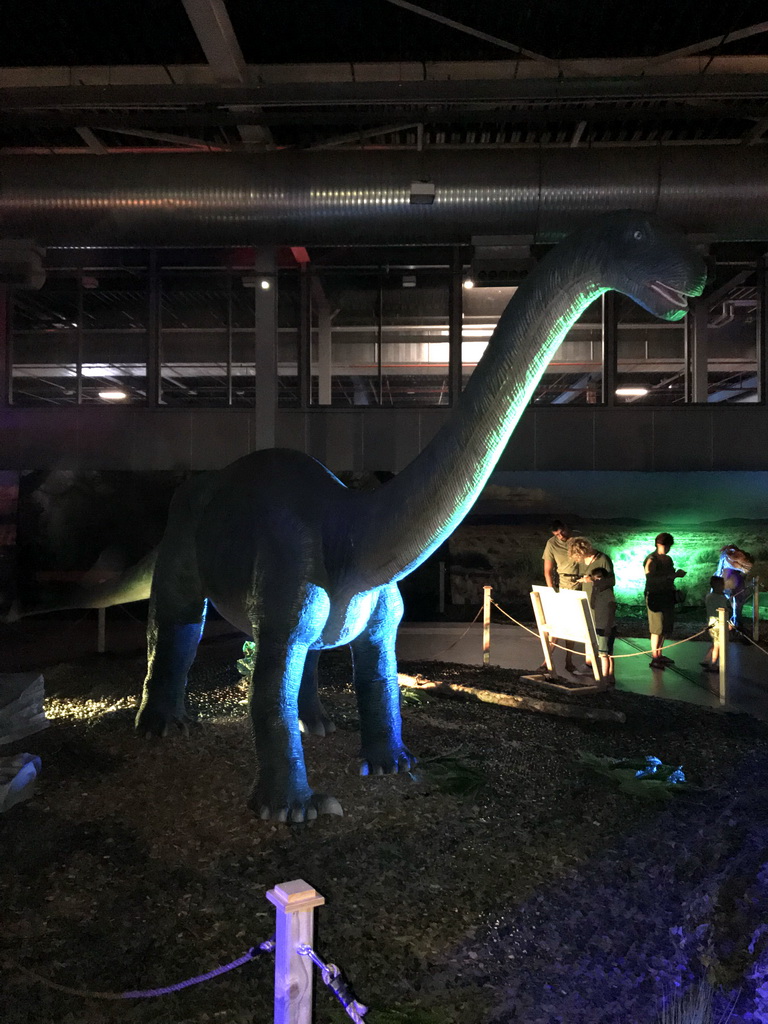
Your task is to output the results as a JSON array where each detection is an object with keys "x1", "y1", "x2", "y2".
[
  {"x1": 616, "y1": 387, "x2": 649, "y2": 396},
  {"x1": 98, "y1": 389, "x2": 127, "y2": 400}
]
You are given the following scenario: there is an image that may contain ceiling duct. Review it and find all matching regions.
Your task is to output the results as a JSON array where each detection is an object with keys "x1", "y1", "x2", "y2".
[{"x1": 1, "y1": 147, "x2": 768, "y2": 247}]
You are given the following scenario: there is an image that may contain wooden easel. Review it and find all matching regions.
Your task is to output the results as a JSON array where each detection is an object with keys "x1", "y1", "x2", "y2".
[{"x1": 527, "y1": 585, "x2": 603, "y2": 694}]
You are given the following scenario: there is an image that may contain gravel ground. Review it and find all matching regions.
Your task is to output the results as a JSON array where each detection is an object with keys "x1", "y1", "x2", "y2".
[{"x1": 2, "y1": 635, "x2": 768, "y2": 1024}]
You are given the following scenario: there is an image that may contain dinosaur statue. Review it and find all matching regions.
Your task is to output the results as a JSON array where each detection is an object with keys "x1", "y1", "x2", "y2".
[{"x1": 24, "y1": 211, "x2": 706, "y2": 822}]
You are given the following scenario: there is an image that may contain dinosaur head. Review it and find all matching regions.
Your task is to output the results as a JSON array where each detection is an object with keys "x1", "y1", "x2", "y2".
[{"x1": 575, "y1": 210, "x2": 708, "y2": 322}]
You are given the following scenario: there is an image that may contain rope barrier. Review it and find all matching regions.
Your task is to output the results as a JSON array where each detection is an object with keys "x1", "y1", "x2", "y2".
[
  {"x1": 732, "y1": 627, "x2": 768, "y2": 658},
  {"x1": 297, "y1": 945, "x2": 368, "y2": 1023},
  {"x1": 420, "y1": 604, "x2": 484, "y2": 660},
  {"x1": 8, "y1": 938, "x2": 275, "y2": 1000},
  {"x1": 490, "y1": 599, "x2": 709, "y2": 659}
]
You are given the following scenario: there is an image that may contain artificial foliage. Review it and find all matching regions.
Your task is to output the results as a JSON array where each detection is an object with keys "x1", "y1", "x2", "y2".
[{"x1": 577, "y1": 751, "x2": 689, "y2": 802}]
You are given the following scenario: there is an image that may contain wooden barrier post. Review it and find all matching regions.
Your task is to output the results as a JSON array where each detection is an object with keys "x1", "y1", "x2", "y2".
[
  {"x1": 753, "y1": 577, "x2": 760, "y2": 643},
  {"x1": 267, "y1": 879, "x2": 325, "y2": 1024},
  {"x1": 483, "y1": 585, "x2": 492, "y2": 667},
  {"x1": 718, "y1": 606, "x2": 728, "y2": 706}
]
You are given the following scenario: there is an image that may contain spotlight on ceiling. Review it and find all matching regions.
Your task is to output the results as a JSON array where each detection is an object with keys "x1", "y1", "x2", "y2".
[
  {"x1": 615, "y1": 387, "x2": 649, "y2": 397},
  {"x1": 409, "y1": 180, "x2": 435, "y2": 205},
  {"x1": 98, "y1": 389, "x2": 127, "y2": 401},
  {"x1": 462, "y1": 277, "x2": 475, "y2": 289}
]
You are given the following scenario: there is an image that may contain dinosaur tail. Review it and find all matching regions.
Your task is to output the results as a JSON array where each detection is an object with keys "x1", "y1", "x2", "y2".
[{"x1": 7, "y1": 548, "x2": 158, "y2": 620}]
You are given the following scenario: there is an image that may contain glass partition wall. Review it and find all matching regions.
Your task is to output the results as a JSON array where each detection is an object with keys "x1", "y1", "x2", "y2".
[{"x1": 8, "y1": 247, "x2": 766, "y2": 408}]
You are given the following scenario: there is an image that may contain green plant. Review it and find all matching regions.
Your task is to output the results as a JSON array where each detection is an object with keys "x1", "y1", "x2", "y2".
[
  {"x1": 400, "y1": 687, "x2": 430, "y2": 707},
  {"x1": 412, "y1": 753, "x2": 488, "y2": 799},
  {"x1": 237, "y1": 640, "x2": 256, "y2": 679},
  {"x1": 577, "y1": 752, "x2": 690, "y2": 802}
]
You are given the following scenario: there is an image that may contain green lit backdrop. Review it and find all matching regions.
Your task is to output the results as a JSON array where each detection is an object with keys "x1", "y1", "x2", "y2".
[{"x1": 448, "y1": 471, "x2": 768, "y2": 618}]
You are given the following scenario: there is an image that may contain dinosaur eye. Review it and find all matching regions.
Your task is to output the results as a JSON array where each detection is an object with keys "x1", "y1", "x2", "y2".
[{"x1": 633, "y1": 230, "x2": 644, "y2": 241}]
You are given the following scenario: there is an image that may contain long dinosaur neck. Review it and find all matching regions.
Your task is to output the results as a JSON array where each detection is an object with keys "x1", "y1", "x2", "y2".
[{"x1": 360, "y1": 247, "x2": 606, "y2": 586}]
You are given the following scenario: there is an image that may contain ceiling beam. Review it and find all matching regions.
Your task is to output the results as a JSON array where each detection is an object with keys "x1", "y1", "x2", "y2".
[
  {"x1": 97, "y1": 126, "x2": 221, "y2": 149},
  {"x1": 643, "y1": 20, "x2": 768, "y2": 67},
  {"x1": 181, "y1": 0, "x2": 273, "y2": 148},
  {"x1": 2, "y1": 74, "x2": 767, "y2": 111},
  {"x1": 180, "y1": 0, "x2": 247, "y2": 84},
  {"x1": 74, "y1": 127, "x2": 108, "y2": 154},
  {"x1": 382, "y1": 0, "x2": 559, "y2": 65},
  {"x1": 4, "y1": 99, "x2": 766, "y2": 132}
]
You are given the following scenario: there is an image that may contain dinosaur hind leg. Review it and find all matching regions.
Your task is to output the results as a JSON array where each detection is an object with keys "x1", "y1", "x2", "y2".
[
  {"x1": 298, "y1": 649, "x2": 336, "y2": 737},
  {"x1": 246, "y1": 582, "x2": 342, "y2": 822}
]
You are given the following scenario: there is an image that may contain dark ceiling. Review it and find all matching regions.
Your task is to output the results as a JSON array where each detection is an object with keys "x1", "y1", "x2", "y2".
[
  {"x1": 2, "y1": 0, "x2": 768, "y2": 64},
  {"x1": 1, "y1": 1, "x2": 767, "y2": 153}
]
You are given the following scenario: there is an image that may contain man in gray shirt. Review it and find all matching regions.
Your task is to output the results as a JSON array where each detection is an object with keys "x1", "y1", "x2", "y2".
[
  {"x1": 542, "y1": 520, "x2": 583, "y2": 592},
  {"x1": 540, "y1": 520, "x2": 582, "y2": 673}
]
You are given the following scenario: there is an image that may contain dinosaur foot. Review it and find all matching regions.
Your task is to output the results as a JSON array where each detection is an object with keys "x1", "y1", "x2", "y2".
[
  {"x1": 359, "y1": 745, "x2": 417, "y2": 777},
  {"x1": 248, "y1": 789, "x2": 344, "y2": 824},
  {"x1": 298, "y1": 713, "x2": 336, "y2": 737},
  {"x1": 135, "y1": 704, "x2": 197, "y2": 739}
]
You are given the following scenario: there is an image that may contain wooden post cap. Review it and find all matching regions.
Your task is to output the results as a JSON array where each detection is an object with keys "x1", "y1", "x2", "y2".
[{"x1": 266, "y1": 879, "x2": 325, "y2": 912}]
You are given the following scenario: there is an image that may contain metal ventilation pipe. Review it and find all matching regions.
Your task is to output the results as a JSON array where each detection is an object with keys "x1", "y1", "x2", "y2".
[{"x1": 1, "y1": 146, "x2": 767, "y2": 246}]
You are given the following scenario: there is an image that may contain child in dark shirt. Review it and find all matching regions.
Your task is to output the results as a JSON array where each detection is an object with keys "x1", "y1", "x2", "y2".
[{"x1": 589, "y1": 565, "x2": 617, "y2": 683}]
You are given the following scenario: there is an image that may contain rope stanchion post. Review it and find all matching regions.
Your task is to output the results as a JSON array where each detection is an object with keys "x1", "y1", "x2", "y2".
[
  {"x1": 719, "y1": 606, "x2": 728, "y2": 706},
  {"x1": 266, "y1": 879, "x2": 325, "y2": 1024},
  {"x1": 482, "y1": 585, "x2": 492, "y2": 667}
]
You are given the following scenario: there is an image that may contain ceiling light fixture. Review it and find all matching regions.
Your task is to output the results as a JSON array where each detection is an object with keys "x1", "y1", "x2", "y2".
[
  {"x1": 98, "y1": 389, "x2": 127, "y2": 401},
  {"x1": 615, "y1": 387, "x2": 649, "y2": 396}
]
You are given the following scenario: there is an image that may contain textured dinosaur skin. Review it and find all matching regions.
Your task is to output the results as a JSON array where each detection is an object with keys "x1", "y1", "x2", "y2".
[{"x1": 38, "y1": 212, "x2": 707, "y2": 822}]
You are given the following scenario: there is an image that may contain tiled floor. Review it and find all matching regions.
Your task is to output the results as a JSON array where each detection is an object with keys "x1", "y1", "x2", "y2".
[{"x1": 397, "y1": 621, "x2": 768, "y2": 720}]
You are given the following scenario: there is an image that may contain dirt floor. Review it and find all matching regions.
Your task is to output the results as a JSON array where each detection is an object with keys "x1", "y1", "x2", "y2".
[{"x1": 2, "y1": 632, "x2": 768, "y2": 1024}]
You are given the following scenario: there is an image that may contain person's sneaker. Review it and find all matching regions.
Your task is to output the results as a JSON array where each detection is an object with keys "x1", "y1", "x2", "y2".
[
  {"x1": 649, "y1": 658, "x2": 666, "y2": 669},
  {"x1": 659, "y1": 656, "x2": 675, "y2": 665}
]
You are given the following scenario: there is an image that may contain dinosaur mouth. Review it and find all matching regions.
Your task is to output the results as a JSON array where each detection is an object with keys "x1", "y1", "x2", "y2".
[{"x1": 648, "y1": 280, "x2": 690, "y2": 310}]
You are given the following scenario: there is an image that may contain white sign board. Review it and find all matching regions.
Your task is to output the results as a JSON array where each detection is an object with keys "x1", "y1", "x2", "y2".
[{"x1": 530, "y1": 585, "x2": 602, "y2": 681}]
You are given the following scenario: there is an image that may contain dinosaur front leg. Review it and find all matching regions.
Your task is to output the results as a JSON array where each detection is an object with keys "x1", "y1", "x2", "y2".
[
  {"x1": 136, "y1": 596, "x2": 207, "y2": 737},
  {"x1": 350, "y1": 584, "x2": 416, "y2": 776},
  {"x1": 247, "y1": 585, "x2": 342, "y2": 822}
]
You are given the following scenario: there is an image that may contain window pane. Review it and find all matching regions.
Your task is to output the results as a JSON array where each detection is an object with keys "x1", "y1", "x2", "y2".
[
  {"x1": 11, "y1": 276, "x2": 78, "y2": 405},
  {"x1": 277, "y1": 268, "x2": 300, "y2": 408},
  {"x1": 80, "y1": 269, "x2": 147, "y2": 406},
  {"x1": 160, "y1": 271, "x2": 230, "y2": 406},
  {"x1": 311, "y1": 268, "x2": 449, "y2": 407},
  {"x1": 380, "y1": 270, "x2": 449, "y2": 407},
  {"x1": 462, "y1": 284, "x2": 603, "y2": 405},
  {"x1": 615, "y1": 294, "x2": 685, "y2": 404},
  {"x1": 311, "y1": 270, "x2": 379, "y2": 406},
  {"x1": 706, "y1": 266, "x2": 758, "y2": 403}
]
